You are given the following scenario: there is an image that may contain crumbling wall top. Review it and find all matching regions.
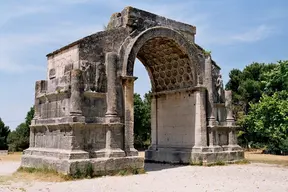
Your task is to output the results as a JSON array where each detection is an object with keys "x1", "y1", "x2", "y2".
[{"x1": 107, "y1": 6, "x2": 196, "y2": 36}]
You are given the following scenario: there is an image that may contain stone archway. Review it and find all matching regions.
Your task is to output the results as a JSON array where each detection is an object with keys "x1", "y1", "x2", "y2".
[
  {"x1": 21, "y1": 7, "x2": 244, "y2": 176},
  {"x1": 120, "y1": 27, "x2": 207, "y2": 162}
]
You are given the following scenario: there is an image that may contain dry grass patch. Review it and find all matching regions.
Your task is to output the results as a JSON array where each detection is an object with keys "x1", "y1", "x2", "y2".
[
  {"x1": 245, "y1": 151, "x2": 288, "y2": 166},
  {"x1": 0, "y1": 152, "x2": 22, "y2": 162},
  {"x1": 14, "y1": 167, "x2": 72, "y2": 182},
  {"x1": 2, "y1": 166, "x2": 146, "y2": 183},
  {"x1": 0, "y1": 167, "x2": 71, "y2": 184}
]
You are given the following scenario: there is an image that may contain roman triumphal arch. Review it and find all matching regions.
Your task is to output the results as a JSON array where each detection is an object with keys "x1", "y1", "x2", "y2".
[{"x1": 21, "y1": 7, "x2": 244, "y2": 175}]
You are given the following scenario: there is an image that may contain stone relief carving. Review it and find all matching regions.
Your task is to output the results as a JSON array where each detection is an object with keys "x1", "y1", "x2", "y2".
[
  {"x1": 49, "y1": 69, "x2": 56, "y2": 79},
  {"x1": 216, "y1": 74, "x2": 225, "y2": 103},
  {"x1": 95, "y1": 62, "x2": 106, "y2": 92},
  {"x1": 212, "y1": 64, "x2": 225, "y2": 103},
  {"x1": 81, "y1": 61, "x2": 93, "y2": 91},
  {"x1": 80, "y1": 60, "x2": 106, "y2": 92}
]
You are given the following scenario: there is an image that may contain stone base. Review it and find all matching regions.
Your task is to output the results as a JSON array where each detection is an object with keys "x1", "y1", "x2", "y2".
[
  {"x1": 21, "y1": 148, "x2": 144, "y2": 176},
  {"x1": 145, "y1": 148, "x2": 244, "y2": 164}
]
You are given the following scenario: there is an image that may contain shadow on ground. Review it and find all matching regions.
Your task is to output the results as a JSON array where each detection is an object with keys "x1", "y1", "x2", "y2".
[
  {"x1": 138, "y1": 150, "x2": 187, "y2": 172},
  {"x1": 144, "y1": 163, "x2": 185, "y2": 172}
]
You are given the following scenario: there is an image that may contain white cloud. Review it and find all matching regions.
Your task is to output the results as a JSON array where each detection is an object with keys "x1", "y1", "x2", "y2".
[
  {"x1": 0, "y1": 0, "x2": 95, "y2": 27},
  {"x1": 0, "y1": 4, "x2": 48, "y2": 28},
  {"x1": 196, "y1": 24, "x2": 275, "y2": 46},
  {"x1": 231, "y1": 25, "x2": 275, "y2": 42},
  {"x1": 0, "y1": 24, "x2": 101, "y2": 73},
  {"x1": 0, "y1": 57, "x2": 45, "y2": 73}
]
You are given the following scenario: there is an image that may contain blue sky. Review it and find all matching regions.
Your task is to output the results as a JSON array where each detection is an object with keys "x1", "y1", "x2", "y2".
[{"x1": 0, "y1": 0, "x2": 288, "y2": 129}]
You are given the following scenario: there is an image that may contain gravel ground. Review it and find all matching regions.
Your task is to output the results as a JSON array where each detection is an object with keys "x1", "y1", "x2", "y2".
[
  {"x1": 0, "y1": 162, "x2": 287, "y2": 192},
  {"x1": 0, "y1": 162, "x2": 20, "y2": 175}
]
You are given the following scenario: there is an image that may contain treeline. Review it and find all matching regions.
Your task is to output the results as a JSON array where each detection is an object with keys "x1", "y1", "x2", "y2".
[
  {"x1": 0, "y1": 107, "x2": 34, "y2": 151},
  {"x1": 226, "y1": 60, "x2": 288, "y2": 154}
]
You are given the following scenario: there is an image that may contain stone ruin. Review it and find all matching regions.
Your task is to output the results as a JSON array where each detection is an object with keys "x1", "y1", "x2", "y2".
[{"x1": 21, "y1": 7, "x2": 244, "y2": 175}]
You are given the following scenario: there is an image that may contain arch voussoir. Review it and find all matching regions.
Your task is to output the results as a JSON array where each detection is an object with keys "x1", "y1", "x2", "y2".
[{"x1": 122, "y1": 26, "x2": 203, "y2": 89}]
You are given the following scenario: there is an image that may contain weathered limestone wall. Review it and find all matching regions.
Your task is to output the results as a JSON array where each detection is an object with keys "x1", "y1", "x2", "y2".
[
  {"x1": 31, "y1": 125, "x2": 73, "y2": 149},
  {"x1": 82, "y1": 96, "x2": 107, "y2": 123},
  {"x1": 79, "y1": 28, "x2": 129, "y2": 63},
  {"x1": 78, "y1": 28, "x2": 130, "y2": 120},
  {"x1": 153, "y1": 92, "x2": 196, "y2": 149},
  {"x1": 38, "y1": 96, "x2": 70, "y2": 119},
  {"x1": 47, "y1": 44, "x2": 79, "y2": 92},
  {"x1": 30, "y1": 124, "x2": 124, "y2": 154},
  {"x1": 108, "y1": 6, "x2": 196, "y2": 43},
  {"x1": 33, "y1": 45, "x2": 80, "y2": 121}
]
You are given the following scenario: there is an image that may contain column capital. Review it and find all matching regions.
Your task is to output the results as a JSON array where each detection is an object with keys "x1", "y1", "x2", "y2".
[{"x1": 121, "y1": 76, "x2": 138, "y2": 83}]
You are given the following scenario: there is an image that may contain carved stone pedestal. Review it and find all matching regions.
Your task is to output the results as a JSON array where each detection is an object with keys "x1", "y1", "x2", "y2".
[
  {"x1": 21, "y1": 123, "x2": 144, "y2": 175},
  {"x1": 22, "y1": 152, "x2": 143, "y2": 176}
]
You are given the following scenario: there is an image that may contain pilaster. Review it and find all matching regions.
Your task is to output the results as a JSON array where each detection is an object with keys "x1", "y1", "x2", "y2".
[
  {"x1": 148, "y1": 95, "x2": 157, "y2": 150},
  {"x1": 122, "y1": 76, "x2": 138, "y2": 156},
  {"x1": 192, "y1": 86, "x2": 209, "y2": 152}
]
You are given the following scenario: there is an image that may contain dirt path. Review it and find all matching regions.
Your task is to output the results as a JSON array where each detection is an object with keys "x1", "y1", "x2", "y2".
[
  {"x1": 0, "y1": 162, "x2": 20, "y2": 176},
  {"x1": 0, "y1": 162, "x2": 287, "y2": 192}
]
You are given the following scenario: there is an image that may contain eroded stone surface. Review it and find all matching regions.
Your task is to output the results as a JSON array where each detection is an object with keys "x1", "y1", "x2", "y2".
[{"x1": 22, "y1": 6, "x2": 243, "y2": 175}]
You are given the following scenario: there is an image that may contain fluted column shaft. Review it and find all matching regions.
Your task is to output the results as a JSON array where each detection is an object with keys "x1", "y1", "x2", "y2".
[
  {"x1": 105, "y1": 52, "x2": 118, "y2": 118},
  {"x1": 70, "y1": 69, "x2": 83, "y2": 116},
  {"x1": 204, "y1": 55, "x2": 216, "y2": 125}
]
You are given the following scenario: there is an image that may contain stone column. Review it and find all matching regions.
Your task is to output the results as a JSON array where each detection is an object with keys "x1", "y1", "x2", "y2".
[
  {"x1": 225, "y1": 90, "x2": 241, "y2": 149},
  {"x1": 148, "y1": 95, "x2": 157, "y2": 150},
  {"x1": 193, "y1": 86, "x2": 208, "y2": 151},
  {"x1": 225, "y1": 90, "x2": 234, "y2": 125},
  {"x1": 29, "y1": 127, "x2": 35, "y2": 148},
  {"x1": 34, "y1": 81, "x2": 42, "y2": 120},
  {"x1": 204, "y1": 55, "x2": 216, "y2": 126},
  {"x1": 70, "y1": 69, "x2": 85, "y2": 122},
  {"x1": 122, "y1": 76, "x2": 138, "y2": 156},
  {"x1": 105, "y1": 52, "x2": 120, "y2": 123}
]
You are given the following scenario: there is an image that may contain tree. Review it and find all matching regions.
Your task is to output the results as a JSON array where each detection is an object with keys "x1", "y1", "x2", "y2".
[
  {"x1": 242, "y1": 91, "x2": 288, "y2": 154},
  {"x1": 25, "y1": 107, "x2": 34, "y2": 128},
  {"x1": 0, "y1": 118, "x2": 10, "y2": 150},
  {"x1": 7, "y1": 107, "x2": 34, "y2": 151},
  {"x1": 226, "y1": 60, "x2": 288, "y2": 151},
  {"x1": 134, "y1": 92, "x2": 151, "y2": 149},
  {"x1": 263, "y1": 60, "x2": 288, "y2": 95},
  {"x1": 225, "y1": 62, "x2": 276, "y2": 116}
]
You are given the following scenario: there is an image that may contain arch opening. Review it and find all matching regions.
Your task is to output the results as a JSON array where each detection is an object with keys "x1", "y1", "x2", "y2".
[
  {"x1": 122, "y1": 31, "x2": 200, "y2": 161},
  {"x1": 121, "y1": 27, "x2": 202, "y2": 86}
]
